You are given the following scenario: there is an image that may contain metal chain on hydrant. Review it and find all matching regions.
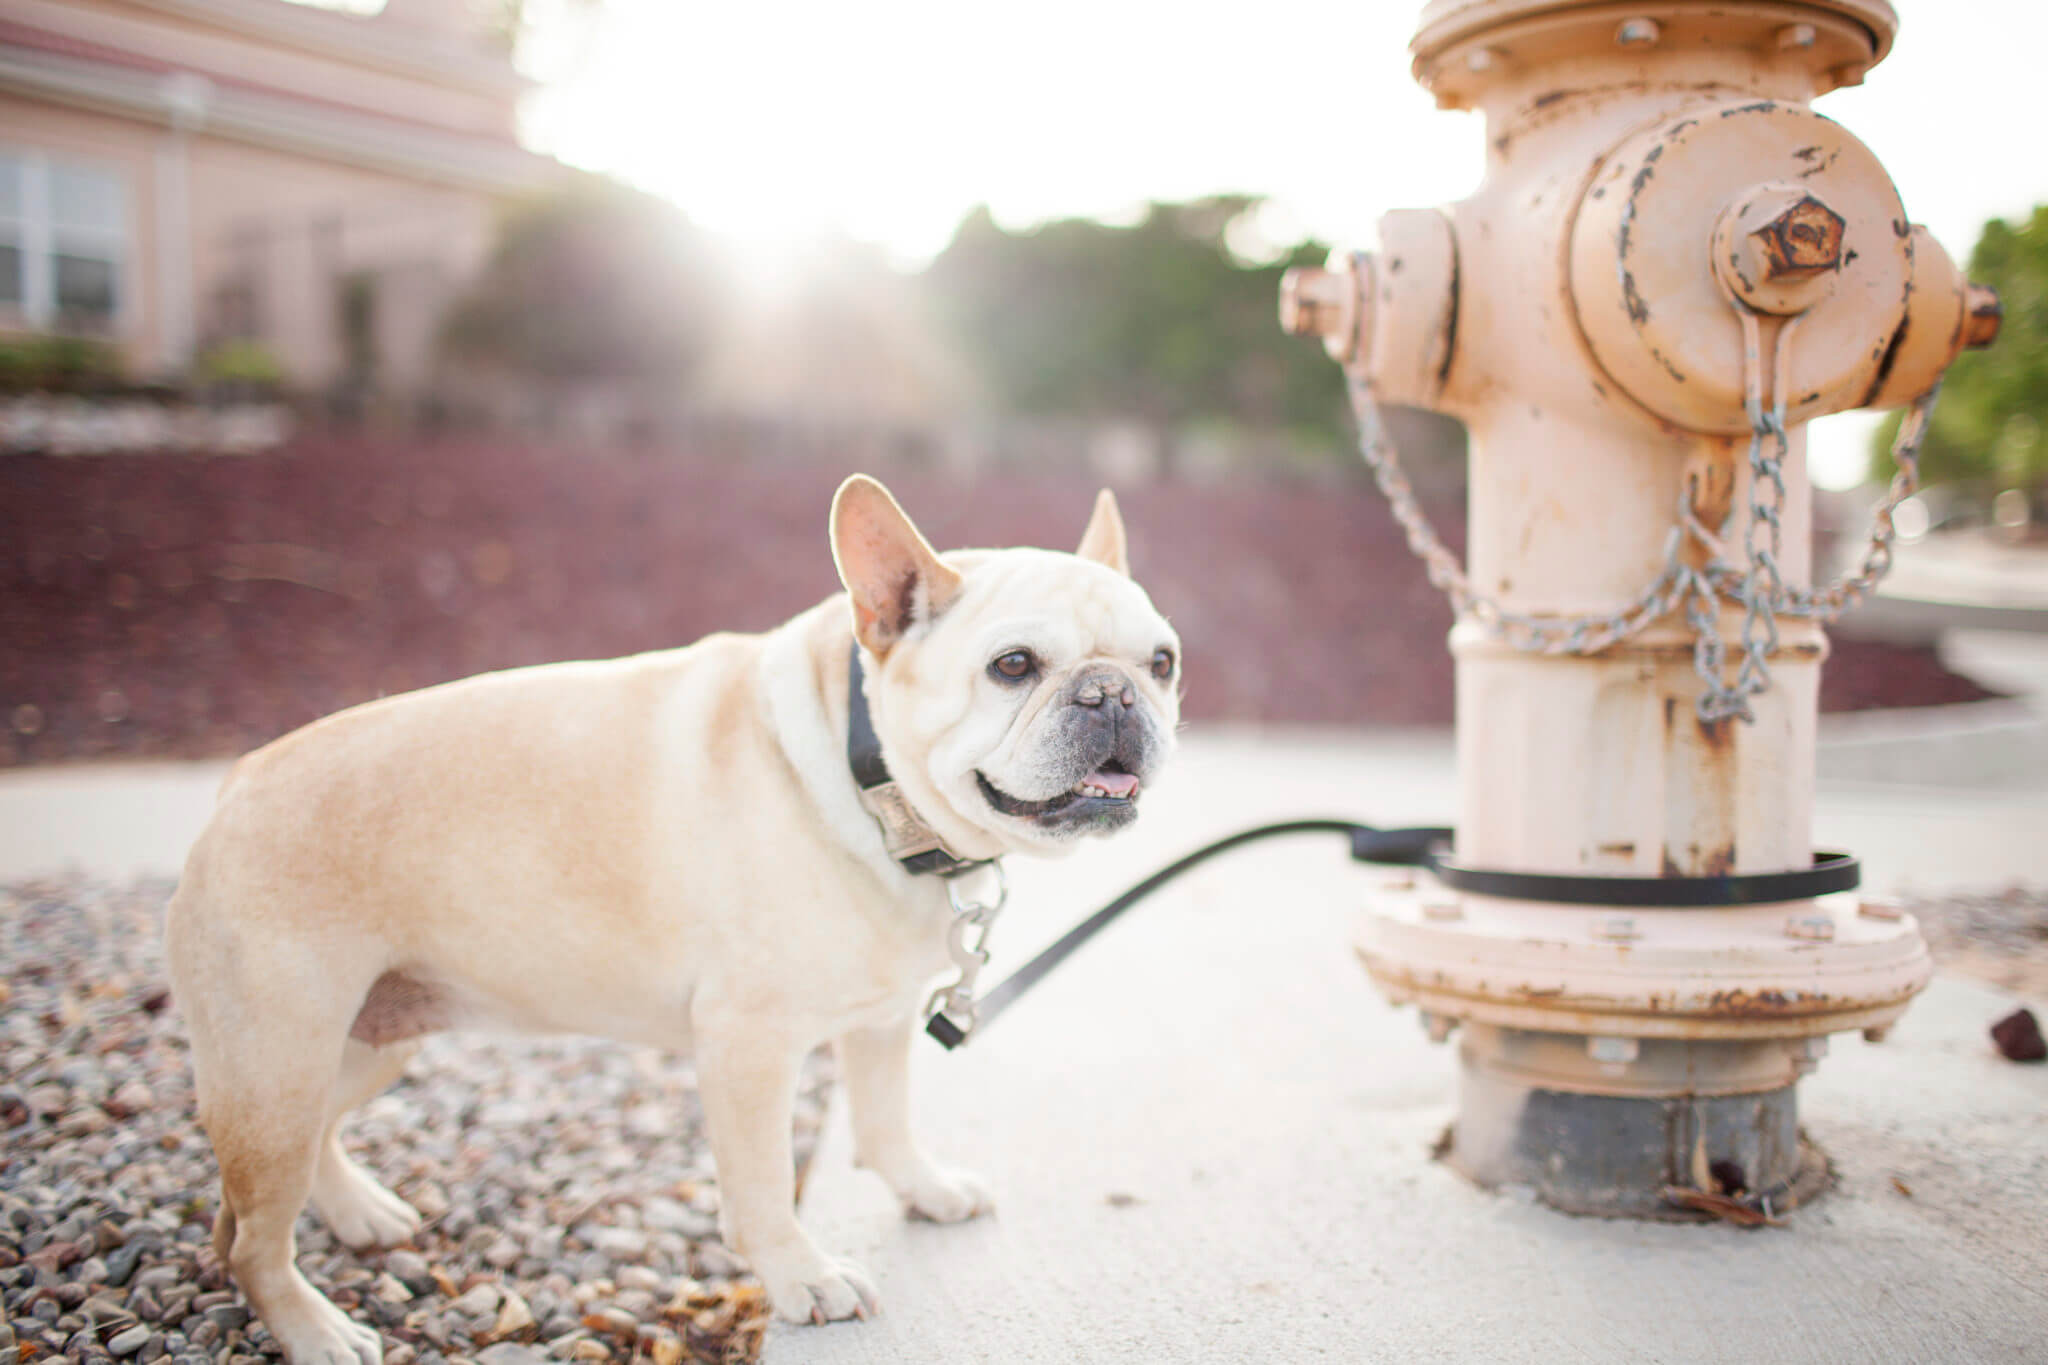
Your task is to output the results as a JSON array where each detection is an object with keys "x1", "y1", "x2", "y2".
[{"x1": 1345, "y1": 270, "x2": 1939, "y2": 722}]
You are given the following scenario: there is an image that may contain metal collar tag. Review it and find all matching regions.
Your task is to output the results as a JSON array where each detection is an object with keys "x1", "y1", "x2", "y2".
[
  {"x1": 858, "y1": 780, "x2": 947, "y2": 864},
  {"x1": 846, "y1": 644, "x2": 995, "y2": 879}
]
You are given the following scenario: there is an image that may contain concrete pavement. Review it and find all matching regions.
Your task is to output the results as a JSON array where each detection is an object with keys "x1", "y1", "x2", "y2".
[{"x1": 0, "y1": 759, "x2": 228, "y2": 883}]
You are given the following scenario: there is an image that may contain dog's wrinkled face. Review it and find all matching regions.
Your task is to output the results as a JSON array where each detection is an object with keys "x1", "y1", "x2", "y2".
[{"x1": 831, "y1": 477, "x2": 1180, "y2": 854}]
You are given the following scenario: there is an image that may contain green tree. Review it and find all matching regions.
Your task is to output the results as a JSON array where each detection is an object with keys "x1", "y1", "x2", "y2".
[
  {"x1": 921, "y1": 198, "x2": 1351, "y2": 453},
  {"x1": 1871, "y1": 207, "x2": 2048, "y2": 492},
  {"x1": 439, "y1": 179, "x2": 723, "y2": 384}
]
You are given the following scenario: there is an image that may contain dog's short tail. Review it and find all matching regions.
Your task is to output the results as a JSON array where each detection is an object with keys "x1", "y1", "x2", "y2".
[{"x1": 211, "y1": 1196, "x2": 236, "y2": 1265}]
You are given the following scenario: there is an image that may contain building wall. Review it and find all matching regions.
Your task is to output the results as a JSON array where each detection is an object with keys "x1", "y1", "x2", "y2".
[
  {"x1": 1, "y1": 0, "x2": 553, "y2": 392},
  {"x1": 0, "y1": 93, "x2": 166, "y2": 370},
  {"x1": 11, "y1": 0, "x2": 521, "y2": 140},
  {"x1": 185, "y1": 137, "x2": 502, "y2": 391},
  {"x1": 1, "y1": 93, "x2": 511, "y2": 389}
]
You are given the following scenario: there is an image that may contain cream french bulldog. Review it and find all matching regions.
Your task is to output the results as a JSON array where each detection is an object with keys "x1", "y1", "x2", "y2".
[{"x1": 164, "y1": 475, "x2": 1181, "y2": 1365}]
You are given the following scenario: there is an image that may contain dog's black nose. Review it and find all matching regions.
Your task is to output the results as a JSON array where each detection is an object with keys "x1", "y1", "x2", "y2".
[{"x1": 1073, "y1": 673, "x2": 1136, "y2": 709}]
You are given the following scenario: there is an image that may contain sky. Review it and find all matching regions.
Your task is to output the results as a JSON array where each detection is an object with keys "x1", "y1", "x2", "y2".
[{"x1": 510, "y1": 0, "x2": 2048, "y2": 488}]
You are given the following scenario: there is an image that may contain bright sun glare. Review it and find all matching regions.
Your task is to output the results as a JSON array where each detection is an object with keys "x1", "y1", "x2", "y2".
[
  {"x1": 517, "y1": 1, "x2": 1480, "y2": 270},
  {"x1": 505, "y1": 0, "x2": 2048, "y2": 482},
  {"x1": 521, "y1": 2, "x2": 2048, "y2": 282}
]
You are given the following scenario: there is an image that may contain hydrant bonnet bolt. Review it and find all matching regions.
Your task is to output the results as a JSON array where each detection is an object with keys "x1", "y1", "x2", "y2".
[{"x1": 1615, "y1": 17, "x2": 1660, "y2": 47}]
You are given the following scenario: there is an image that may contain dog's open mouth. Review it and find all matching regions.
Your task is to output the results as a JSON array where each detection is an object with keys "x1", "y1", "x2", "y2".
[{"x1": 977, "y1": 763, "x2": 1141, "y2": 818}]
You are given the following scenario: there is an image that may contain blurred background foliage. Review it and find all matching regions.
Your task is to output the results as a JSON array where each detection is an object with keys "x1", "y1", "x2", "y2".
[
  {"x1": 1872, "y1": 206, "x2": 2048, "y2": 499},
  {"x1": 921, "y1": 197, "x2": 1346, "y2": 446},
  {"x1": 428, "y1": 179, "x2": 1371, "y2": 469},
  {"x1": 439, "y1": 181, "x2": 725, "y2": 384}
]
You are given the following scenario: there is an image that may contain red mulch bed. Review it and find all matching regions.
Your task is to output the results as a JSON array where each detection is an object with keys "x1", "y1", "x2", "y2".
[{"x1": 0, "y1": 434, "x2": 2000, "y2": 768}]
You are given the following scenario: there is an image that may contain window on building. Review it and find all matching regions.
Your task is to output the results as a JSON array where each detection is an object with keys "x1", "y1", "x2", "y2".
[{"x1": 0, "y1": 153, "x2": 127, "y2": 332}]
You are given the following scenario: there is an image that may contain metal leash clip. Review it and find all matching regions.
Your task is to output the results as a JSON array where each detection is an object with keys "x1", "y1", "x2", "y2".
[{"x1": 924, "y1": 862, "x2": 1008, "y2": 1048}]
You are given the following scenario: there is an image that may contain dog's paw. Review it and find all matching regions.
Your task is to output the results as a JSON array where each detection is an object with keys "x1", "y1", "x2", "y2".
[
  {"x1": 312, "y1": 1160, "x2": 422, "y2": 1251},
  {"x1": 900, "y1": 1165, "x2": 995, "y2": 1224},
  {"x1": 757, "y1": 1251, "x2": 880, "y2": 1325},
  {"x1": 271, "y1": 1292, "x2": 384, "y2": 1365}
]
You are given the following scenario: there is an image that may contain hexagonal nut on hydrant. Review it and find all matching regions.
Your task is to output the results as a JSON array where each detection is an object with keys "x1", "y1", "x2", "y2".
[
  {"x1": 1713, "y1": 184, "x2": 1847, "y2": 315},
  {"x1": 1754, "y1": 195, "x2": 1845, "y2": 279}
]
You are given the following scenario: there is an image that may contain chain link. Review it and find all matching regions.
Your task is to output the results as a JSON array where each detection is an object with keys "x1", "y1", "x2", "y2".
[{"x1": 1346, "y1": 278, "x2": 1939, "y2": 723}]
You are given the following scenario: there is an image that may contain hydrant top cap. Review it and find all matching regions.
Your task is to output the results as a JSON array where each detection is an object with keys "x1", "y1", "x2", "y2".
[{"x1": 1411, "y1": 0, "x2": 1896, "y2": 67}]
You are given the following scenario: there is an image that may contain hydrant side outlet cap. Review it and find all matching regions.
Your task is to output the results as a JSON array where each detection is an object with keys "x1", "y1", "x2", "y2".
[{"x1": 1569, "y1": 100, "x2": 1909, "y2": 434}]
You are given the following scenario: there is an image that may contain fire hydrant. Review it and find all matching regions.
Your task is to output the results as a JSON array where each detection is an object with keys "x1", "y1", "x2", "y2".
[{"x1": 1283, "y1": 0, "x2": 2000, "y2": 1216}]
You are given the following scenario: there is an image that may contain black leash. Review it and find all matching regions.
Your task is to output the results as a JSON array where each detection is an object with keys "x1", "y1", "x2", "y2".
[
  {"x1": 926, "y1": 819, "x2": 1859, "y2": 1049},
  {"x1": 927, "y1": 819, "x2": 1442, "y2": 1048}
]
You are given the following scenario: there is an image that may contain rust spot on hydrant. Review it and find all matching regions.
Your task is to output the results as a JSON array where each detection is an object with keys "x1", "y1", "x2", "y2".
[
  {"x1": 1751, "y1": 194, "x2": 1845, "y2": 279},
  {"x1": 1708, "y1": 988, "x2": 1803, "y2": 1014}
]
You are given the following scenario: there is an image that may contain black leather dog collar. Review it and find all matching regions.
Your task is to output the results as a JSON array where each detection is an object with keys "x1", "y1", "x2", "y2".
[{"x1": 847, "y1": 645, "x2": 994, "y2": 878}]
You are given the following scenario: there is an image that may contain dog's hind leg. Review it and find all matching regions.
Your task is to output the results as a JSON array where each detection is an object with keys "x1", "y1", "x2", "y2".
[
  {"x1": 171, "y1": 904, "x2": 385, "y2": 1364},
  {"x1": 203, "y1": 1053, "x2": 385, "y2": 1365},
  {"x1": 309, "y1": 1040, "x2": 422, "y2": 1251}
]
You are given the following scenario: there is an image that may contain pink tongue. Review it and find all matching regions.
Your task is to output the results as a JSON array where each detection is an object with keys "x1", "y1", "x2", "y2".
[{"x1": 1088, "y1": 770, "x2": 1140, "y2": 798}]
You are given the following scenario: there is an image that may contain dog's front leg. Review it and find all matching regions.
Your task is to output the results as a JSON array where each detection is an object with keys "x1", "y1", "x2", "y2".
[
  {"x1": 840, "y1": 1015, "x2": 994, "y2": 1223},
  {"x1": 693, "y1": 1014, "x2": 878, "y2": 1324}
]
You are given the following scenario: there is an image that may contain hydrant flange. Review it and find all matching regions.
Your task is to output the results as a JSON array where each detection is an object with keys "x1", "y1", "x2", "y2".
[{"x1": 1410, "y1": 1, "x2": 1896, "y2": 110}]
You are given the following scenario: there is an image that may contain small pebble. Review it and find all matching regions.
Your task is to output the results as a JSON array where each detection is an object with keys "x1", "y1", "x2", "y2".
[
  {"x1": 492, "y1": 1290, "x2": 535, "y2": 1339},
  {"x1": 476, "y1": 1346, "x2": 548, "y2": 1365},
  {"x1": 609, "y1": 1290, "x2": 655, "y2": 1317},
  {"x1": 448, "y1": 1284, "x2": 501, "y2": 1318},
  {"x1": 612, "y1": 1268, "x2": 661, "y2": 1295},
  {"x1": 104, "y1": 1241, "x2": 150, "y2": 1288},
  {"x1": 644, "y1": 1329, "x2": 683, "y2": 1365},
  {"x1": 109, "y1": 1324, "x2": 153, "y2": 1356},
  {"x1": 383, "y1": 1250, "x2": 432, "y2": 1291},
  {"x1": 1991, "y1": 1007, "x2": 2046, "y2": 1062}
]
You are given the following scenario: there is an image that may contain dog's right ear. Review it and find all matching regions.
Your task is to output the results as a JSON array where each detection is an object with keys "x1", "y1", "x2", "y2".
[{"x1": 831, "y1": 475, "x2": 963, "y2": 658}]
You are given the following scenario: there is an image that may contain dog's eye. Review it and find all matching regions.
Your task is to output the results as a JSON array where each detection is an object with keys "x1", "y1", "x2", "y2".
[
  {"x1": 1151, "y1": 648, "x2": 1176, "y2": 680},
  {"x1": 991, "y1": 650, "x2": 1037, "y2": 681}
]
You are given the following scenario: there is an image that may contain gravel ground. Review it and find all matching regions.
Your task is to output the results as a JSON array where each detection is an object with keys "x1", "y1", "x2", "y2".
[
  {"x1": 1, "y1": 877, "x2": 836, "y2": 1365},
  {"x1": 1899, "y1": 883, "x2": 2048, "y2": 998}
]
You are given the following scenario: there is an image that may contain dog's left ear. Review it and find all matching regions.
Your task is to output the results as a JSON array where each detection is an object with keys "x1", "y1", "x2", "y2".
[
  {"x1": 831, "y1": 475, "x2": 964, "y2": 657},
  {"x1": 1076, "y1": 488, "x2": 1129, "y2": 577}
]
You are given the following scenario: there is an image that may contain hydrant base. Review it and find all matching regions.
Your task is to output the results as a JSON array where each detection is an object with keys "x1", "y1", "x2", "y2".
[{"x1": 1446, "y1": 1046, "x2": 1830, "y2": 1219}]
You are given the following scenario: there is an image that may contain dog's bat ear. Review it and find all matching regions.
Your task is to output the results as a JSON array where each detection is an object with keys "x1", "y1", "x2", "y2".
[
  {"x1": 831, "y1": 475, "x2": 963, "y2": 657},
  {"x1": 1076, "y1": 488, "x2": 1129, "y2": 577}
]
